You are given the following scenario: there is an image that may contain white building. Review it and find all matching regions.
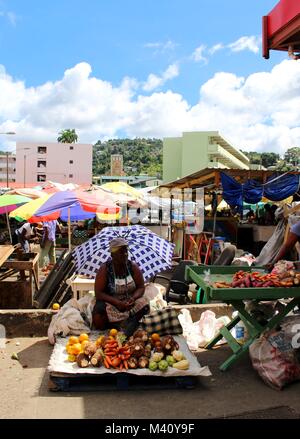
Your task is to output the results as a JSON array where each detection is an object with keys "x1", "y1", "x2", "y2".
[
  {"x1": 0, "y1": 154, "x2": 16, "y2": 185},
  {"x1": 16, "y1": 142, "x2": 93, "y2": 186}
]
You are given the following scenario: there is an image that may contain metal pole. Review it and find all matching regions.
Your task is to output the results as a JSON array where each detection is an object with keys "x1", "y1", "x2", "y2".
[
  {"x1": 6, "y1": 152, "x2": 9, "y2": 188},
  {"x1": 68, "y1": 207, "x2": 71, "y2": 252},
  {"x1": 5, "y1": 211, "x2": 12, "y2": 243},
  {"x1": 23, "y1": 154, "x2": 26, "y2": 187}
]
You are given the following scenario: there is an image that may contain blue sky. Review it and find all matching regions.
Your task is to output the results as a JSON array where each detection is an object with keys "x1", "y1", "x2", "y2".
[{"x1": 0, "y1": 0, "x2": 299, "y2": 155}]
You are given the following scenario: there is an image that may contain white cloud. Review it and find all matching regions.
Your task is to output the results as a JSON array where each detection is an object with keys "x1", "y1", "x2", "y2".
[
  {"x1": 1, "y1": 59, "x2": 300, "y2": 156},
  {"x1": 191, "y1": 45, "x2": 207, "y2": 63},
  {"x1": 209, "y1": 43, "x2": 224, "y2": 55},
  {"x1": 228, "y1": 36, "x2": 261, "y2": 54},
  {"x1": 143, "y1": 63, "x2": 179, "y2": 91},
  {"x1": 0, "y1": 10, "x2": 18, "y2": 26},
  {"x1": 144, "y1": 40, "x2": 178, "y2": 55}
]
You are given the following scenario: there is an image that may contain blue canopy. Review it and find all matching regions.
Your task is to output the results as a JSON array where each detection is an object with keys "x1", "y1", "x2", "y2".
[{"x1": 221, "y1": 172, "x2": 300, "y2": 211}]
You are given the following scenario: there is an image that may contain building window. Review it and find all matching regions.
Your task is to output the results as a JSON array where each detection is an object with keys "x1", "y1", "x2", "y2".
[
  {"x1": 37, "y1": 174, "x2": 46, "y2": 182},
  {"x1": 69, "y1": 174, "x2": 73, "y2": 178},
  {"x1": 69, "y1": 146, "x2": 74, "y2": 150},
  {"x1": 69, "y1": 160, "x2": 73, "y2": 164},
  {"x1": 37, "y1": 146, "x2": 47, "y2": 154},
  {"x1": 37, "y1": 160, "x2": 46, "y2": 168}
]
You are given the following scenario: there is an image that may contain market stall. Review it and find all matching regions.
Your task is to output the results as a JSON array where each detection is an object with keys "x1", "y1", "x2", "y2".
[{"x1": 186, "y1": 264, "x2": 300, "y2": 371}]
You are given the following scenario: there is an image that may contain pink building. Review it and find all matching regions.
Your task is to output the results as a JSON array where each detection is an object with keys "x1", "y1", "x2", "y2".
[{"x1": 16, "y1": 142, "x2": 93, "y2": 186}]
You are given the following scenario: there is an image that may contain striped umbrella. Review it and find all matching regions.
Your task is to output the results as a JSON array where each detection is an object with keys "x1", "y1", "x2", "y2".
[
  {"x1": 73, "y1": 224, "x2": 175, "y2": 281},
  {"x1": 0, "y1": 194, "x2": 32, "y2": 242}
]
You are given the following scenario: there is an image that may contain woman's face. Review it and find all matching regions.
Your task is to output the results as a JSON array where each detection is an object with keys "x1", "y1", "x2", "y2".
[{"x1": 111, "y1": 245, "x2": 128, "y2": 265}]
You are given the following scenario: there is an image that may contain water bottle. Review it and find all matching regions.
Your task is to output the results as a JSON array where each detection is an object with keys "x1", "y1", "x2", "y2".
[{"x1": 232, "y1": 311, "x2": 248, "y2": 344}]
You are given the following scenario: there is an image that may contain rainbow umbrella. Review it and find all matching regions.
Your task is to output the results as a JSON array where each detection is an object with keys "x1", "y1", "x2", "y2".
[
  {"x1": 29, "y1": 190, "x2": 120, "y2": 250},
  {"x1": 0, "y1": 194, "x2": 32, "y2": 242}
]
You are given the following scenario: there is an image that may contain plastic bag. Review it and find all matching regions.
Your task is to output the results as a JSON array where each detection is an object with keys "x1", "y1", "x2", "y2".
[
  {"x1": 178, "y1": 309, "x2": 230, "y2": 350},
  {"x1": 249, "y1": 316, "x2": 300, "y2": 390}
]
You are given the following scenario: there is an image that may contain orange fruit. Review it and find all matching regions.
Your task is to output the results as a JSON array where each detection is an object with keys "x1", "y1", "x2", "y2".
[
  {"x1": 52, "y1": 303, "x2": 60, "y2": 310},
  {"x1": 151, "y1": 333, "x2": 160, "y2": 342},
  {"x1": 79, "y1": 333, "x2": 89, "y2": 343},
  {"x1": 96, "y1": 335, "x2": 105, "y2": 347},
  {"x1": 66, "y1": 344, "x2": 73, "y2": 354},
  {"x1": 70, "y1": 343, "x2": 82, "y2": 356},
  {"x1": 68, "y1": 336, "x2": 79, "y2": 345},
  {"x1": 81, "y1": 340, "x2": 89, "y2": 351},
  {"x1": 109, "y1": 328, "x2": 118, "y2": 337}
]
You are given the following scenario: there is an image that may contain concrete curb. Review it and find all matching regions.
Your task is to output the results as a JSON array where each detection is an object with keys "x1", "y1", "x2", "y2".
[{"x1": 0, "y1": 304, "x2": 233, "y2": 338}]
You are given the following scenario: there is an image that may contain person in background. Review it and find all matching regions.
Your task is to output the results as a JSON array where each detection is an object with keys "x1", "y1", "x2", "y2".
[
  {"x1": 246, "y1": 208, "x2": 256, "y2": 222},
  {"x1": 269, "y1": 220, "x2": 300, "y2": 269},
  {"x1": 15, "y1": 222, "x2": 38, "y2": 253},
  {"x1": 93, "y1": 237, "x2": 149, "y2": 336},
  {"x1": 39, "y1": 220, "x2": 59, "y2": 269}
]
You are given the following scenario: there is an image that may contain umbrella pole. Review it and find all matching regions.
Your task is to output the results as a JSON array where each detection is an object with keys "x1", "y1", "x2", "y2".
[
  {"x1": 68, "y1": 207, "x2": 71, "y2": 252},
  {"x1": 6, "y1": 210, "x2": 12, "y2": 244}
]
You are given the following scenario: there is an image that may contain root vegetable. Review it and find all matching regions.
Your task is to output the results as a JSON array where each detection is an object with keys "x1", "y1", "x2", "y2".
[
  {"x1": 127, "y1": 357, "x2": 138, "y2": 369},
  {"x1": 83, "y1": 342, "x2": 98, "y2": 357},
  {"x1": 76, "y1": 353, "x2": 90, "y2": 368},
  {"x1": 90, "y1": 349, "x2": 103, "y2": 367},
  {"x1": 138, "y1": 356, "x2": 149, "y2": 368}
]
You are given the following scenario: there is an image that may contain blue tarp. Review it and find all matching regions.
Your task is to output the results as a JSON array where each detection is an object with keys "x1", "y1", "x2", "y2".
[{"x1": 221, "y1": 172, "x2": 300, "y2": 211}]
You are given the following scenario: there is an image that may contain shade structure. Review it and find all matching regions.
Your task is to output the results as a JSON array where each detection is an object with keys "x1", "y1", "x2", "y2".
[
  {"x1": 100, "y1": 182, "x2": 147, "y2": 207},
  {"x1": 263, "y1": 0, "x2": 300, "y2": 58},
  {"x1": 72, "y1": 224, "x2": 175, "y2": 281},
  {"x1": 6, "y1": 188, "x2": 46, "y2": 199},
  {"x1": 9, "y1": 194, "x2": 51, "y2": 222},
  {"x1": 33, "y1": 190, "x2": 120, "y2": 221},
  {"x1": 0, "y1": 194, "x2": 32, "y2": 214}
]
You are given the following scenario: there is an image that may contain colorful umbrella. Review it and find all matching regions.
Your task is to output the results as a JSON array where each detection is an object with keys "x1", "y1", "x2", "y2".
[
  {"x1": 100, "y1": 182, "x2": 147, "y2": 207},
  {"x1": 9, "y1": 194, "x2": 52, "y2": 222},
  {"x1": 0, "y1": 194, "x2": 32, "y2": 242},
  {"x1": 6, "y1": 188, "x2": 46, "y2": 199},
  {"x1": 73, "y1": 224, "x2": 175, "y2": 281}
]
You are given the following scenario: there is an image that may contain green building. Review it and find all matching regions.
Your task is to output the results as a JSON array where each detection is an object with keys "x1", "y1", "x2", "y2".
[{"x1": 163, "y1": 131, "x2": 250, "y2": 183}]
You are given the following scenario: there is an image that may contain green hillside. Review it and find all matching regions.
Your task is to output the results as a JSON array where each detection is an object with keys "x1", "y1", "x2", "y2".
[{"x1": 93, "y1": 138, "x2": 163, "y2": 177}]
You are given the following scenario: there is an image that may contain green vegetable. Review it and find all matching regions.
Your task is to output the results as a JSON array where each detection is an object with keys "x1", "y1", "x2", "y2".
[
  {"x1": 158, "y1": 360, "x2": 168, "y2": 371},
  {"x1": 149, "y1": 361, "x2": 158, "y2": 371},
  {"x1": 166, "y1": 355, "x2": 176, "y2": 366},
  {"x1": 151, "y1": 352, "x2": 164, "y2": 363}
]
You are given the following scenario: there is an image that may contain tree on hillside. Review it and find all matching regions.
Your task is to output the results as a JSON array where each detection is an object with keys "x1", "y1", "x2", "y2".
[
  {"x1": 284, "y1": 147, "x2": 300, "y2": 167},
  {"x1": 57, "y1": 129, "x2": 78, "y2": 144},
  {"x1": 242, "y1": 151, "x2": 280, "y2": 168}
]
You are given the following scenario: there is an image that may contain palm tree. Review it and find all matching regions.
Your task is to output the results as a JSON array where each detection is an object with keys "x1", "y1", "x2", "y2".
[{"x1": 57, "y1": 129, "x2": 78, "y2": 144}]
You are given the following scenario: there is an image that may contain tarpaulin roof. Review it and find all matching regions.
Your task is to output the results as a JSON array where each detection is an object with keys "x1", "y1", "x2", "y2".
[
  {"x1": 263, "y1": 0, "x2": 300, "y2": 58},
  {"x1": 221, "y1": 171, "x2": 300, "y2": 212}
]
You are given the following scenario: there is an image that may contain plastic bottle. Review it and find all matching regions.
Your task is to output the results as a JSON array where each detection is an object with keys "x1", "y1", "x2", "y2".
[{"x1": 232, "y1": 311, "x2": 248, "y2": 344}]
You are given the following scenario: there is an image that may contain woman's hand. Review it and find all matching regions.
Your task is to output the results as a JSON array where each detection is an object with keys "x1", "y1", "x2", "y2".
[{"x1": 116, "y1": 301, "x2": 133, "y2": 312}]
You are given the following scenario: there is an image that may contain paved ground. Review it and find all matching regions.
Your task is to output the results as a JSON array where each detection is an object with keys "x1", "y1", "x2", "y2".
[{"x1": 1, "y1": 337, "x2": 300, "y2": 419}]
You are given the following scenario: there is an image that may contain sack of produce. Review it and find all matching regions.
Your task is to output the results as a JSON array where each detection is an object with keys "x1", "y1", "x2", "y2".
[{"x1": 249, "y1": 316, "x2": 300, "y2": 390}]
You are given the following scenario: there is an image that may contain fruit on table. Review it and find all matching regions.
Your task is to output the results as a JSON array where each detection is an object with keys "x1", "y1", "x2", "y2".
[
  {"x1": 172, "y1": 359, "x2": 189, "y2": 370},
  {"x1": 151, "y1": 333, "x2": 160, "y2": 342},
  {"x1": 52, "y1": 303, "x2": 60, "y2": 310},
  {"x1": 81, "y1": 340, "x2": 90, "y2": 351},
  {"x1": 172, "y1": 350, "x2": 185, "y2": 362},
  {"x1": 78, "y1": 333, "x2": 89, "y2": 343},
  {"x1": 109, "y1": 328, "x2": 118, "y2": 337},
  {"x1": 70, "y1": 343, "x2": 82, "y2": 356},
  {"x1": 67, "y1": 354, "x2": 76, "y2": 362},
  {"x1": 158, "y1": 359, "x2": 169, "y2": 371},
  {"x1": 166, "y1": 355, "x2": 176, "y2": 366},
  {"x1": 151, "y1": 352, "x2": 164, "y2": 363},
  {"x1": 148, "y1": 360, "x2": 158, "y2": 371},
  {"x1": 68, "y1": 336, "x2": 80, "y2": 345}
]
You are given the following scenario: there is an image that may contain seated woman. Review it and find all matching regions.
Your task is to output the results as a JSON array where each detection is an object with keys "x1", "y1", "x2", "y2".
[{"x1": 92, "y1": 237, "x2": 149, "y2": 336}]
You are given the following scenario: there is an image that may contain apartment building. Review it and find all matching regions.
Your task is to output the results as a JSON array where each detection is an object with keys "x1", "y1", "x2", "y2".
[
  {"x1": 16, "y1": 142, "x2": 93, "y2": 186},
  {"x1": 0, "y1": 153, "x2": 16, "y2": 185},
  {"x1": 163, "y1": 131, "x2": 250, "y2": 183}
]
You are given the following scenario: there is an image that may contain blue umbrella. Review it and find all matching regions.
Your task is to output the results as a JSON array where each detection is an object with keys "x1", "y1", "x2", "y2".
[{"x1": 72, "y1": 225, "x2": 175, "y2": 281}]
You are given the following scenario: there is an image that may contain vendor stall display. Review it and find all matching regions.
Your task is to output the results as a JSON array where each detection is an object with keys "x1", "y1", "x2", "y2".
[
  {"x1": 186, "y1": 263, "x2": 300, "y2": 371},
  {"x1": 48, "y1": 328, "x2": 210, "y2": 391}
]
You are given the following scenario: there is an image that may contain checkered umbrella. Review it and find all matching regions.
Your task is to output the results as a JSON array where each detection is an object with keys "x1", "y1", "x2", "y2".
[{"x1": 72, "y1": 225, "x2": 175, "y2": 281}]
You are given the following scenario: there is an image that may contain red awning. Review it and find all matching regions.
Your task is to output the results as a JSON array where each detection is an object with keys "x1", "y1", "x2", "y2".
[{"x1": 263, "y1": 0, "x2": 300, "y2": 58}]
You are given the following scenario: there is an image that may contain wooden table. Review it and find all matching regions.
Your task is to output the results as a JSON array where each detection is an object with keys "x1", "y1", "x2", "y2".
[
  {"x1": 0, "y1": 251, "x2": 39, "y2": 308},
  {"x1": 66, "y1": 275, "x2": 95, "y2": 300}
]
